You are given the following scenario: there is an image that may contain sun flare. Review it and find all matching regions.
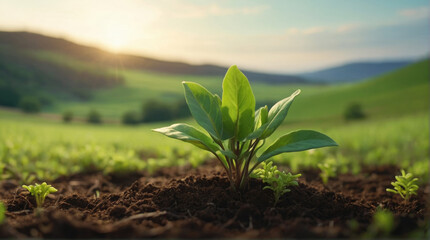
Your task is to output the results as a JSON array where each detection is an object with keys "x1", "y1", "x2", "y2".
[
  {"x1": 103, "y1": 30, "x2": 129, "y2": 52},
  {"x1": 100, "y1": 19, "x2": 134, "y2": 53}
]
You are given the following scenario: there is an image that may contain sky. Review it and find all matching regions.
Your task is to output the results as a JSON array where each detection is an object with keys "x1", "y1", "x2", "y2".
[{"x1": 0, "y1": 0, "x2": 429, "y2": 73}]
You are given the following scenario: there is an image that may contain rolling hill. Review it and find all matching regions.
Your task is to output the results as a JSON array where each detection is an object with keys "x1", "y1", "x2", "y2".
[
  {"x1": 288, "y1": 59, "x2": 429, "y2": 123},
  {"x1": 0, "y1": 31, "x2": 307, "y2": 84},
  {"x1": 0, "y1": 30, "x2": 427, "y2": 123},
  {"x1": 301, "y1": 61, "x2": 413, "y2": 83},
  {"x1": 0, "y1": 45, "x2": 123, "y2": 101}
]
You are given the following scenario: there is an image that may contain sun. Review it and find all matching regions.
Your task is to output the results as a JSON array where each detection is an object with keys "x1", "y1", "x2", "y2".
[
  {"x1": 100, "y1": 21, "x2": 133, "y2": 53},
  {"x1": 96, "y1": 9, "x2": 157, "y2": 53},
  {"x1": 103, "y1": 30, "x2": 128, "y2": 52}
]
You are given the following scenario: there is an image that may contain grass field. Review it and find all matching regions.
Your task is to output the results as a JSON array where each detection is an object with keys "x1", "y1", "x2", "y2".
[
  {"x1": 1, "y1": 106, "x2": 428, "y2": 184},
  {"x1": 31, "y1": 51, "x2": 429, "y2": 124},
  {"x1": 1, "y1": 53, "x2": 428, "y2": 186}
]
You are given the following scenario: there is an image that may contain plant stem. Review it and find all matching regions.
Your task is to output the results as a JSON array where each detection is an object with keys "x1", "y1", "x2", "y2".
[
  {"x1": 36, "y1": 196, "x2": 42, "y2": 208},
  {"x1": 211, "y1": 138, "x2": 236, "y2": 184},
  {"x1": 234, "y1": 140, "x2": 244, "y2": 186},
  {"x1": 238, "y1": 140, "x2": 259, "y2": 190}
]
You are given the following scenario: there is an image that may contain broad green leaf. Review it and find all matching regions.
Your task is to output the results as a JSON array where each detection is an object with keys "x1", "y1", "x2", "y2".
[
  {"x1": 258, "y1": 130, "x2": 338, "y2": 162},
  {"x1": 221, "y1": 65, "x2": 255, "y2": 141},
  {"x1": 254, "y1": 105, "x2": 268, "y2": 130},
  {"x1": 214, "y1": 93, "x2": 231, "y2": 139},
  {"x1": 183, "y1": 82, "x2": 223, "y2": 140},
  {"x1": 214, "y1": 94, "x2": 222, "y2": 106},
  {"x1": 262, "y1": 89, "x2": 301, "y2": 138},
  {"x1": 153, "y1": 123, "x2": 219, "y2": 152},
  {"x1": 246, "y1": 122, "x2": 269, "y2": 140},
  {"x1": 248, "y1": 89, "x2": 300, "y2": 140}
]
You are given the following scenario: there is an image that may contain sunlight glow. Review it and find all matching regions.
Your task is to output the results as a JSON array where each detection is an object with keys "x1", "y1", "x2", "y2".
[
  {"x1": 99, "y1": 18, "x2": 135, "y2": 53},
  {"x1": 97, "y1": 10, "x2": 147, "y2": 53},
  {"x1": 0, "y1": 0, "x2": 427, "y2": 71},
  {"x1": 103, "y1": 29, "x2": 129, "y2": 52}
]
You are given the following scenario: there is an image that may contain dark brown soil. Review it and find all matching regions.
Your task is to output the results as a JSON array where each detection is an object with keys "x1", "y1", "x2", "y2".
[{"x1": 0, "y1": 163, "x2": 429, "y2": 238}]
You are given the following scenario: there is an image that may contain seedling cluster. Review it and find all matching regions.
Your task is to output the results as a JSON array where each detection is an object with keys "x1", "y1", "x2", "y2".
[
  {"x1": 251, "y1": 161, "x2": 300, "y2": 205},
  {"x1": 22, "y1": 182, "x2": 58, "y2": 208},
  {"x1": 154, "y1": 65, "x2": 337, "y2": 190},
  {"x1": 386, "y1": 170, "x2": 419, "y2": 201},
  {"x1": 317, "y1": 158, "x2": 338, "y2": 185}
]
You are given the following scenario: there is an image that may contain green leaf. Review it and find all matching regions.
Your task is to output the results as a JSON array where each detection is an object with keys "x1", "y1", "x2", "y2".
[
  {"x1": 153, "y1": 123, "x2": 219, "y2": 152},
  {"x1": 258, "y1": 130, "x2": 338, "y2": 162},
  {"x1": 214, "y1": 94, "x2": 222, "y2": 106},
  {"x1": 183, "y1": 82, "x2": 224, "y2": 140},
  {"x1": 246, "y1": 122, "x2": 269, "y2": 140},
  {"x1": 221, "y1": 65, "x2": 255, "y2": 141},
  {"x1": 254, "y1": 105, "x2": 268, "y2": 130},
  {"x1": 248, "y1": 90, "x2": 300, "y2": 140}
]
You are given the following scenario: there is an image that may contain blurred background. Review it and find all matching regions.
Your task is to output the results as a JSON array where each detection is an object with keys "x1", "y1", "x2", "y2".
[{"x1": 0, "y1": 0, "x2": 428, "y2": 183}]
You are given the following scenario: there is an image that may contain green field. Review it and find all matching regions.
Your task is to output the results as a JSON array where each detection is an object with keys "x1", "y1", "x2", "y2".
[
  {"x1": 32, "y1": 51, "x2": 429, "y2": 124},
  {"x1": 0, "y1": 55, "x2": 428, "y2": 185},
  {"x1": 1, "y1": 107, "x2": 428, "y2": 184}
]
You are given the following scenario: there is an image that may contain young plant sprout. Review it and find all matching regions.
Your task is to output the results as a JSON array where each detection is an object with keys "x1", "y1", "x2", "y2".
[
  {"x1": 317, "y1": 158, "x2": 338, "y2": 184},
  {"x1": 362, "y1": 208, "x2": 395, "y2": 238},
  {"x1": 153, "y1": 65, "x2": 337, "y2": 191},
  {"x1": 251, "y1": 161, "x2": 301, "y2": 205},
  {"x1": 386, "y1": 170, "x2": 419, "y2": 201},
  {"x1": 0, "y1": 201, "x2": 5, "y2": 224},
  {"x1": 22, "y1": 182, "x2": 58, "y2": 208}
]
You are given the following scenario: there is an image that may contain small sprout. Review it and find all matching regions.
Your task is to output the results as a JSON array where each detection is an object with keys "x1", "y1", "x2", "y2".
[
  {"x1": 364, "y1": 208, "x2": 395, "y2": 238},
  {"x1": 251, "y1": 161, "x2": 301, "y2": 205},
  {"x1": 317, "y1": 158, "x2": 337, "y2": 185},
  {"x1": 373, "y1": 209, "x2": 394, "y2": 235},
  {"x1": 0, "y1": 201, "x2": 5, "y2": 224},
  {"x1": 22, "y1": 182, "x2": 58, "y2": 208},
  {"x1": 386, "y1": 170, "x2": 419, "y2": 201}
]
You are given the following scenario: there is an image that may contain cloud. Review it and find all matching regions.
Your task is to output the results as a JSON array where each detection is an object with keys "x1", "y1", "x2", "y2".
[
  {"x1": 399, "y1": 6, "x2": 429, "y2": 19},
  {"x1": 206, "y1": 19, "x2": 429, "y2": 72}
]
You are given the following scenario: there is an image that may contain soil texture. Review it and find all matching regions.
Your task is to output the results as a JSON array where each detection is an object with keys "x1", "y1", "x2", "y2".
[{"x1": 1, "y1": 162, "x2": 429, "y2": 238}]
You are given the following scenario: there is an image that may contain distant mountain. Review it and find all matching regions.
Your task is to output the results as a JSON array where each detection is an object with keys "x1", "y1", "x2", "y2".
[
  {"x1": 0, "y1": 31, "x2": 308, "y2": 84},
  {"x1": 300, "y1": 61, "x2": 413, "y2": 83},
  {"x1": 0, "y1": 41, "x2": 123, "y2": 105}
]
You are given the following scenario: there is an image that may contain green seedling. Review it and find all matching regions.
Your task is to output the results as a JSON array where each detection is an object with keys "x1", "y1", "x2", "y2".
[
  {"x1": 251, "y1": 161, "x2": 301, "y2": 205},
  {"x1": 363, "y1": 208, "x2": 395, "y2": 238},
  {"x1": 22, "y1": 182, "x2": 58, "y2": 208},
  {"x1": 317, "y1": 158, "x2": 337, "y2": 185},
  {"x1": 154, "y1": 65, "x2": 337, "y2": 191},
  {"x1": 0, "y1": 201, "x2": 5, "y2": 224},
  {"x1": 386, "y1": 170, "x2": 419, "y2": 201}
]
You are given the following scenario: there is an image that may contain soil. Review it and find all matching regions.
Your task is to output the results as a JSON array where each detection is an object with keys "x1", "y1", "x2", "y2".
[{"x1": 0, "y1": 161, "x2": 429, "y2": 238}]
